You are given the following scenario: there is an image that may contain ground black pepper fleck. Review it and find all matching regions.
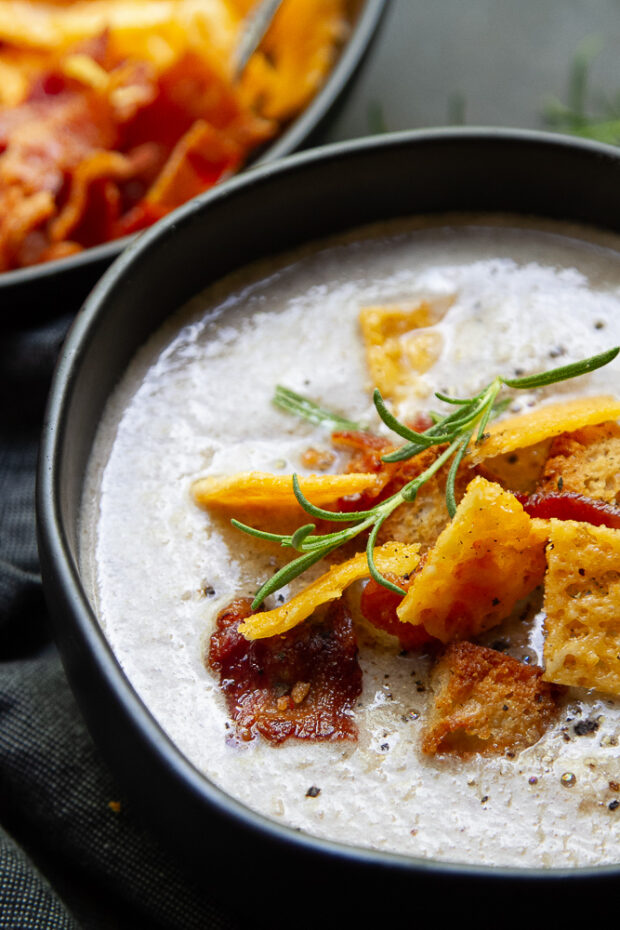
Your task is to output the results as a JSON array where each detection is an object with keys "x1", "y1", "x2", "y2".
[
  {"x1": 574, "y1": 718, "x2": 599, "y2": 736},
  {"x1": 609, "y1": 800, "x2": 619, "y2": 812},
  {"x1": 306, "y1": 786, "x2": 321, "y2": 798}
]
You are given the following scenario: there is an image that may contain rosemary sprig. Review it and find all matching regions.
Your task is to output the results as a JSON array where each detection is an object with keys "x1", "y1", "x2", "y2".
[
  {"x1": 273, "y1": 385, "x2": 367, "y2": 431},
  {"x1": 237, "y1": 346, "x2": 619, "y2": 608},
  {"x1": 543, "y1": 39, "x2": 620, "y2": 145}
]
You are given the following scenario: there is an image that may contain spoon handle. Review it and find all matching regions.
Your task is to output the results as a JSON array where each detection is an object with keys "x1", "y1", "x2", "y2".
[{"x1": 234, "y1": 0, "x2": 284, "y2": 79}]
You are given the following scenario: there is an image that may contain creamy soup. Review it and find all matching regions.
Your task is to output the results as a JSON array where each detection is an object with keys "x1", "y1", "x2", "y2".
[{"x1": 81, "y1": 216, "x2": 620, "y2": 868}]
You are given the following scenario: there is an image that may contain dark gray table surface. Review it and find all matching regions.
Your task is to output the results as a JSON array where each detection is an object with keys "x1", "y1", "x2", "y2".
[{"x1": 326, "y1": 0, "x2": 620, "y2": 141}]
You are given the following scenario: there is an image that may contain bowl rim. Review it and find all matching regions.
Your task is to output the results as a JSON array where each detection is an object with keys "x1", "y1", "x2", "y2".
[
  {"x1": 38, "y1": 126, "x2": 620, "y2": 883},
  {"x1": 0, "y1": 0, "x2": 387, "y2": 293}
]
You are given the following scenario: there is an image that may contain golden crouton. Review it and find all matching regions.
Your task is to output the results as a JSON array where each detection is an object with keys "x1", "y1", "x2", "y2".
[
  {"x1": 471, "y1": 396, "x2": 620, "y2": 464},
  {"x1": 538, "y1": 421, "x2": 620, "y2": 505},
  {"x1": 422, "y1": 641, "x2": 563, "y2": 757},
  {"x1": 478, "y1": 439, "x2": 553, "y2": 494},
  {"x1": 376, "y1": 460, "x2": 477, "y2": 553},
  {"x1": 543, "y1": 519, "x2": 620, "y2": 696},
  {"x1": 396, "y1": 476, "x2": 549, "y2": 643}
]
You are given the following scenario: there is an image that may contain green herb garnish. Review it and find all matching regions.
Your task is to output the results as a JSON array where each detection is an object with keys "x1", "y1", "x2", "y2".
[
  {"x1": 543, "y1": 39, "x2": 620, "y2": 145},
  {"x1": 236, "y1": 346, "x2": 619, "y2": 608},
  {"x1": 273, "y1": 385, "x2": 367, "y2": 431}
]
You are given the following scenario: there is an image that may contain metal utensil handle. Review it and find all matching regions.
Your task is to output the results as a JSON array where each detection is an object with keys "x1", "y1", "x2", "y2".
[{"x1": 234, "y1": 0, "x2": 284, "y2": 79}]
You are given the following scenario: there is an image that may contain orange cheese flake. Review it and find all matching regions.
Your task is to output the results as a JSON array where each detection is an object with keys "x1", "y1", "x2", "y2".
[
  {"x1": 239, "y1": 541, "x2": 421, "y2": 640},
  {"x1": 359, "y1": 299, "x2": 452, "y2": 403},
  {"x1": 192, "y1": 470, "x2": 379, "y2": 510},
  {"x1": 396, "y1": 476, "x2": 548, "y2": 642},
  {"x1": 543, "y1": 519, "x2": 620, "y2": 696},
  {"x1": 471, "y1": 395, "x2": 620, "y2": 464}
]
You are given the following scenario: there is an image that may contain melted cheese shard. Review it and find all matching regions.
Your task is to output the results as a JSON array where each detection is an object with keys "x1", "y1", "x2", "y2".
[
  {"x1": 472, "y1": 395, "x2": 620, "y2": 463},
  {"x1": 396, "y1": 476, "x2": 548, "y2": 642},
  {"x1": 359, "y1": 299, "x2": 452, "y2": 404},
  {"x1": 422, "y1": 641, "x2": 562, "y2": 757},
  {"x1": 239, "y1": 542, "x2": 421, "y2": 640},
  {"x1": 192, "y1": 471, "x2": 379, "y2": 510},
  {"x1": 543, "y1": 519, "x2": 620, "y2": 696}
]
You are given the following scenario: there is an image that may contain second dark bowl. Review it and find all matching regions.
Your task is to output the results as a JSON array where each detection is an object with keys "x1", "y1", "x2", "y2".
[{"x1": 1, "y1": 0, "x2": 387, "y2": 326}]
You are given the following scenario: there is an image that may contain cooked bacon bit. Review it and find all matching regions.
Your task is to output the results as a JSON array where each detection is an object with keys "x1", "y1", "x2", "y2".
[
  {"x1": 332, "y1": 428, "x2": 440, "y2": 506},
  {"x1": 409, "y1": 412, "x2": 434, "y2": 433},
  {"x1": 208, "y1": 597, "x2": 362, "y2": 744},
  {"x1": 422, "y1": 641, "x2": 563, "y2": 757},
  {"x1": 300, "y1": 447, "x2": 336, "y2": 470},
  {"x1": 360, "y1": 574, "x2": 439, "y2": 651},
  {"x1": 516, "y1": 491, "x2": 620, "y2": 530}
]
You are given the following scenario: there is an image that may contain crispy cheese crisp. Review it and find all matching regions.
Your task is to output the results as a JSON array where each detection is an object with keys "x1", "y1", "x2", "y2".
[
  {"x1": 192, "y1": 471, "x2": 379, "y2": 509},
  {"x1": 239, "y1": 542, "x2": 421, "y2": 640},
  {"x1": 471, "y1": 396, "x2": 620, "y2": 463},
  {"x1": 422, "y1": 641, "x2": 562, "y2": 757},
  {"x1": 396, "y1": 476, "x2": 548, "y2": 642},
  {"x1": 543, "y1": 519, "x2": 620, "y2": 696},
  {"x1": 359, "y1": 298, "x2": 452, "y2": 403}
]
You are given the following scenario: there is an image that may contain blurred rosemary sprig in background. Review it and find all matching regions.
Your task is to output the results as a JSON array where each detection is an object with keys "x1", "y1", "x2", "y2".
[{"x1": 544, "y1": 38, "x2": 620, "y2": 145}]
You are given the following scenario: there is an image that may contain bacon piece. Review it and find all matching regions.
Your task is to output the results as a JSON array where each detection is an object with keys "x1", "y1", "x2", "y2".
[
  {"x1": 360, "y1": 574, "x2": 439, "y2": 651},
  {"x1": 144, "y1": 119, "x2": 241, "y2": 211},
  {"x1": 208, "y1": 597, "x2": 362, "y2": 744},
  {"x1": 332, "y1": 428, "x2": 439, "y2": 507},
  {"x1": 516, "y1": 491, "x2": 620, "y2": 530}
]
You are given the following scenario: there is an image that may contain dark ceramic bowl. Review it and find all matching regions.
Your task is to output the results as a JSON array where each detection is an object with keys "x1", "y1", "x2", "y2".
[
  {"x1": 37, "y1": 129, "x2": 620, "y2": 924},
  {"x1": 1, "y1": 0, "x2": 387, "y2": 326}
]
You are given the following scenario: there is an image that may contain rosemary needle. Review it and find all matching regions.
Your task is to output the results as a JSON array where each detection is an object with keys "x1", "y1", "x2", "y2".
[{"x1": 236, "y1": 346, "x2": 619, "y2": 608}]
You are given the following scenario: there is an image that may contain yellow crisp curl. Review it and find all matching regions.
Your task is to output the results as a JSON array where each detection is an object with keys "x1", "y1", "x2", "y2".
[
  {"x1": 239, "y1": 541, "x2": 421, "y2": 640},
  {"x1": 471, "y1": 395, "x2": 620, "y2": 463},
  {"x1": 192, "y1": 470, "x2": 379, "y2": 510}
]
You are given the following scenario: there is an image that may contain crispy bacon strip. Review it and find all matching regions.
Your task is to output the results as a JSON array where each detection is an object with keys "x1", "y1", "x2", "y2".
[
  {"x1": 208, "y1": 596, "x2": 362, "y2": 744},
  {"x1": 516, "y1": 490, "x2": 620, "y2": 530},
  {"x1": 360, "y1": 574, "x2": 439, "y2": 651}
]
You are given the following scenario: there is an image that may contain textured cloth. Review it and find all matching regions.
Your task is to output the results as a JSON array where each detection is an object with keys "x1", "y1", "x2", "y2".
[{"x1": 0, "y1": 315, "x2": 243, "y2": 930}]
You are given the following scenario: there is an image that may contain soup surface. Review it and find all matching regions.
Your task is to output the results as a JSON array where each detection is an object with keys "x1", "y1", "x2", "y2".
[{"x1": 81, "y1": 216, "x2": 620, "y2": 868}]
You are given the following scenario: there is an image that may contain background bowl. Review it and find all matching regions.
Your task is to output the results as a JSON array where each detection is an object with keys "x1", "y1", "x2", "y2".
[
  {"x1": 1, "y1": 0, "x2": 387, "y2": 326},
  {"x1": 37, "y1": 129, "x2": 620, "y2": 923}
]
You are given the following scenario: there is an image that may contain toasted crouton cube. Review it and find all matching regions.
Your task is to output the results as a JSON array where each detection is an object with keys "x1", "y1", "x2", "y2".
[
  {"x1": 422, "y1": 641, "x2": 562, "y2": 757},
  {"x1": 396, "y1": 476, "x2": 549, "y2": 642},
  {"x1": 543, "y1": 520, "x2": 620, "y2": 696},
  {"x1": 478, "y1": 439, "x2": 553, "y2": 494},
  {"x1": 538, "y1": 421, "x2": 620, "y2": 505},
  {"x1": 377, "y1": 459, "x2": 476, "y2": 553}
]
